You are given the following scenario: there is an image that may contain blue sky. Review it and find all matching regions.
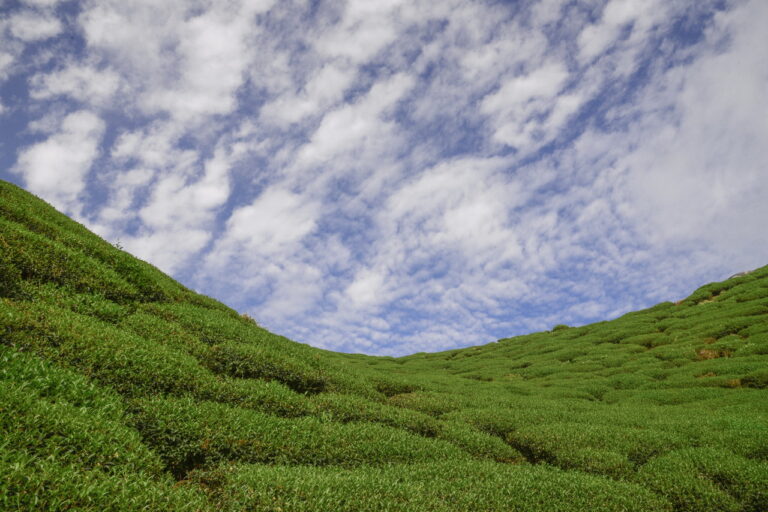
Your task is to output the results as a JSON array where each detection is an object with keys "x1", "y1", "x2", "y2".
[{"x1": 1, "y1": 0, "x2": 767, "y2": 355}]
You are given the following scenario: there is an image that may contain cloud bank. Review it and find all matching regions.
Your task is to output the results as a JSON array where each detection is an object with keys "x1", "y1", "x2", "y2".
[{"x1": 2, "y1": 0, "x2": 767, "y2": 354}]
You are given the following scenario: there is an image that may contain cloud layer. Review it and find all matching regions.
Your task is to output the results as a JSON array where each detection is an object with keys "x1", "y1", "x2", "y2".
[{"x1": 2, "y1": 0, "x2": 767, "y2": 355}]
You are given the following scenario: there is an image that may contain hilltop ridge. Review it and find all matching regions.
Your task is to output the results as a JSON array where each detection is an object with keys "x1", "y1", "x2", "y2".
[{"x1": 1, "y1": 179, "x2": 766, "y2": 511}]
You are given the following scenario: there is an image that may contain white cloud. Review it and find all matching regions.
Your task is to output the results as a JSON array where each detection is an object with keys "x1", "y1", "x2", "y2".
[
  {"x1": 96, "y1": 168, "x2": 154, "y2": 224},
  {"x1": 577, "y1": 0, "x2": 665, "y2": 63},
  {"x1": 110, "y1": 122, "x2": 195, "y2": 170},
  {"x1": 79, "y1": 0, "x2": 274, "y2": 123},
  {"x1": 9, "y1": 10, "x2": 62, "y2": 41},
  {"x1": 385, "y1": 157, "x2": 525, "y2": 261},
  {"x1": 291, "y1": 72, "x2": 413, "y2": 179},
  {"x1": 24, "y1": 108, "x2": 70, "y2": 134},
  {"x1": 530, "y1": 0, "x2": 568, "y2": 27},
  {"x1": 258, "y1": 261, "x2": 324, "y2": 320},
  {"x1": 406, "y1": 3, "x2": 545, "y2": 126},
  {"x1": 123, "y1": 229, "x2": 212, "y2": 274},
  {"x1": 118, "y1": 144, "x2": 236, "y2": 273},
  {"x1": 22, "y1": 0, "x2": 63, "y2": 6},
  {"x1": 30, "y1": 64, "x2": 121, "y2": 106},
  {"x1": 260, "y1": 64, "x2": 356, "y2": 126},
  {"x1": 141, "y1": 4, "x2": 263, "y2": 121},
  {"x1": 78, "y1": 2, "x2": 180, "y2": 75},
  {"x1": 459, "y1": 29, "x2": 547, "y2": 86},
  {"x1": 483, "y1": 63, "x2": 568, "y2": 112},
  {"x1": 345, "y1": 269, "x2": 386, "y2": 309},
  {"x1": 315, "y1": 0, "x2": 405, "y2": 64},
  {"x1": 216, "y1": 187, "x2": 319, "y2": 258},
  {"x1": 0, "y1": 51, "x2": 15, "y2": 81},
  {"x1": 202, "y1": 186, "x2": 323, "y2": 322},
  {"x1": 13, "y1": 110, "x2": 104, "y2": 214},
  {"x1": 617, "y1": 0, "x2": 768, "y2": 271},
  {"x1": 481, "y1": 62, "x2": 581, "y2": 152},
  {"x1": 312, "y1": 156, "x2": 537, "y2": 347}
]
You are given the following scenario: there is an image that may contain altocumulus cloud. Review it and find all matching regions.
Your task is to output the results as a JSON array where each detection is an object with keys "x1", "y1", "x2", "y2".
[{"x1": 1, "y1": 0, "x2": 767, "y2": 355}]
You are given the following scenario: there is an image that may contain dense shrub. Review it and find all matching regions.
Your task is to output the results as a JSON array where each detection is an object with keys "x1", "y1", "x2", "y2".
[
  {"x1": 310, "y1": 392, "x2": 441, "y2": 436},
  {"x1": 436, "y1": 421, "x2": 525, "y2": 463},
  {"x1": 0, "y1": 346, "x2": 206, "y2": 511},
  {"x1": 0, "y1": 252, "x2": 22, "y2": 298},
  {"x1": 0, "y1": 454, "x2": 207, "y2": 512},
  {"x1": 204, "y1": 340, "x2": 328, "y2": 393},
  {"x1": 636, "y1": 448, "x2": 768, "y2": 512},
  {"x1": 0, "y1": 300, "x2": 223, "y2": 399},
  {"x1": 192, "y1": 461, "x2": 672, "y2": 512},
  {"x1": 131, "y1": 397, "x2": 469, "y2": 477},
  {"x1": 507, "y1": 422, "x2": 688, "y2": 474},
  {"x1": 212, "y1": 377, "x2": 313, "y2": 417},
  {"x1": 0, "y1": 218, "x2": 140, "y2": 302},
  {"x1": 388, "y1": 391, "x2": 461, "y2": 416},
  {"x1": 370, "y1": 373, "x2": 422, "y2": 396}
]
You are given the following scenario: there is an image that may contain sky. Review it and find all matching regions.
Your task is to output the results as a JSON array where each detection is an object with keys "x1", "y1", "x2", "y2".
[{"x1": 1, "y1": 0, "x2": 767, "y2": 355}]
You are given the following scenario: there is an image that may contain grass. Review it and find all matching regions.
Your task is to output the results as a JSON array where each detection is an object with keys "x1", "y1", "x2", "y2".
[{"x1": 1, "y1": 178, "x2": 767, "y2": 510}]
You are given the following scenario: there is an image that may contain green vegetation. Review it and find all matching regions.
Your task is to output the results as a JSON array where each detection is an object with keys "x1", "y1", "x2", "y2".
[{"x1": 1, "y1": 179, "x2": 766, "y2": 511}]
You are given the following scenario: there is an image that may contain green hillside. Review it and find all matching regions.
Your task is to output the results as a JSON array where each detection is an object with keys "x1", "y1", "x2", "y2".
[{"x1": 1, "y1": 179, "x2": 766, "y2": 511}]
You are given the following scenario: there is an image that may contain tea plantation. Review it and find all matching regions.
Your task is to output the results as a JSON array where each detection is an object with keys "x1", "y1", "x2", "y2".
[{"x1": 1, "y1": 179, "x2": 766, "y2": 511}]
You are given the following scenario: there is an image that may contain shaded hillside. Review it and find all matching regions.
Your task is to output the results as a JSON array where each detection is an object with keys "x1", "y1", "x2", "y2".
[{"x1": 1, "y1": 179, "x2": 766, "y2": 511}]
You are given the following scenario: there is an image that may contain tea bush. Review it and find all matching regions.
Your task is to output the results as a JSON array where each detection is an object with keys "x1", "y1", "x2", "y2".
[
  {"x1": 636, "y1": 448, "x2": 768, "y2": 512},
  {"x1": 192, "y1": 460, "x2": 672, "y2": 512},
  {"x1": 130, "y1": 396, "x2": 470, "y2": 477},
  {"x1": 0, "y1": 347, "x2": 205, "y2": 511}
]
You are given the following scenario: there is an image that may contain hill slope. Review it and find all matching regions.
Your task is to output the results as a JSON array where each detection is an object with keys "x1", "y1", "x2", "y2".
[{"x1": 1, "y1": 179, "x2": 766, "y2": 511}]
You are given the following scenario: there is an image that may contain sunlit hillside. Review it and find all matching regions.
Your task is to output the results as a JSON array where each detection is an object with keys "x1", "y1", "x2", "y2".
[{"x1": 1, "y1": 179, "x2": 766, "y2": 511}]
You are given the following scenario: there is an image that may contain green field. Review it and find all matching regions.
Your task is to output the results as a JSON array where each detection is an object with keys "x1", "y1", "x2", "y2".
[{"x1": 1, "y1": 179, "x2": 766, "y2": 511}]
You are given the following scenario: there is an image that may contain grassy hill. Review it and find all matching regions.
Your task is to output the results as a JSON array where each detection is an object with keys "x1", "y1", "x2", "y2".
[{"x1": 1, "y1": 179, "x2": 766, "y2": 511}]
